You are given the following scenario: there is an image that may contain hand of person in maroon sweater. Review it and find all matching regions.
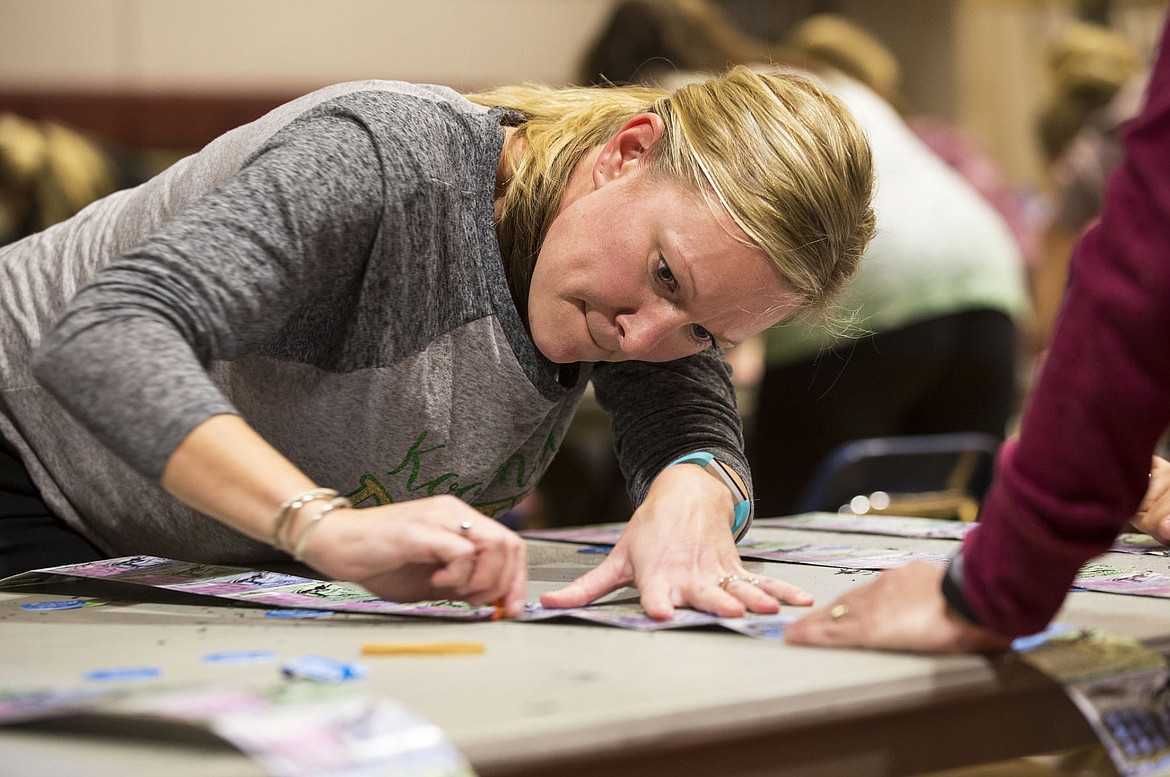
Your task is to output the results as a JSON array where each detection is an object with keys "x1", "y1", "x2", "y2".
[
  {"x1": 783, "y1": 561, "x2": 1011, "y2": 653},
  {"x1": 1130, "y1": 456, "x2": 1170, "y2": 545}
]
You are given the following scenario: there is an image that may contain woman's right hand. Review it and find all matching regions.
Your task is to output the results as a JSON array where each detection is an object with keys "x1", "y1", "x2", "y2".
[
  {"x1": 295, "y1": 495, "x2": 528, "y2": 617},
  {"x1": 160, "y1": 416, "x2": 528, "y2": 616}
]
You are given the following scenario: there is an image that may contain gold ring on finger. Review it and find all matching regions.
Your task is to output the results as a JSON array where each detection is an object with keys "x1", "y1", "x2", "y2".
[{"x1": 717, "y1": 574, "x2": 741, "y2": 590}]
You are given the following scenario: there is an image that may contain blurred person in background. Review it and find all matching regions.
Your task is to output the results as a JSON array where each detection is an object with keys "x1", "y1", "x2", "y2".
[
  {"x1": 746, "y1": 14, "x2": 1030, "y2": 518},
  {"x1": 0, "y1": 112, "x2": 127, "y2": 246},
  {"x1": 1029, "y1": 21, "x2": 1146, "y2": 354},
  {"x1": 785, "y1": 11, "x2": 1170, "y2": 651},
  {"x1": 785, "y1": 14, "x2": 1042, "y2": 272}
]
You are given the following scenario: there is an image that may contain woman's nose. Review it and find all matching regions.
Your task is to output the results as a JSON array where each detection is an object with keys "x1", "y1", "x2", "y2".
[{"x1": 615, "y1": 305, "x2": 686, "y2": 360}]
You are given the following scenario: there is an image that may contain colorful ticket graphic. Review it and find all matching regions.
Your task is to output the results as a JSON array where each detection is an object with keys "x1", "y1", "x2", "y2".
[
  {"x1": 0, "y1": 556, "x2": 498, "y2": 620},
  {"x1": 1, "y1": 556, "x2": 798, "y2": 639},
  {"x1": 1016, "y1": 629, "x2": 1170, "y2": 776}
]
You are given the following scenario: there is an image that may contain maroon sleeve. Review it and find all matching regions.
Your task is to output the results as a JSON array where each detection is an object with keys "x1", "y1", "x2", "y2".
[{"x1": 961, "y1": 22, "x2": 1170, "y2": 637}]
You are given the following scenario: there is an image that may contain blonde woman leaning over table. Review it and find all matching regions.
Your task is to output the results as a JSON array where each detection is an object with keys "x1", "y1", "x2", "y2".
[{"x1": 0, "y1": 67, "x2": 874, "y2": 620}]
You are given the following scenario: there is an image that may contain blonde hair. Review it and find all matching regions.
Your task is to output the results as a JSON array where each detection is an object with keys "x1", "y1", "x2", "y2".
[
  {"x1": 0, "y1": 113, "x2": 121, "y2": 242},
  {"x1": 1039, "y1": 22, "x2": 1142, "y2": 161},
  {"x1": 467, "y1": 65, "x2": 875, "y2": 319}
]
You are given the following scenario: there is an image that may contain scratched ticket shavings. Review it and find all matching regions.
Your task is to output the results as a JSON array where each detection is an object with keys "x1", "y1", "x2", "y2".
[{"x1": 1016, "y1": 629, "x2": 1170, "y2": 776}]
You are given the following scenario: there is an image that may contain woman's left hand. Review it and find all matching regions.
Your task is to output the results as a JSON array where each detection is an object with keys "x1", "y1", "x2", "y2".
[{"x1": 540, "y1": 463, "x2": 812, "y2": 619}]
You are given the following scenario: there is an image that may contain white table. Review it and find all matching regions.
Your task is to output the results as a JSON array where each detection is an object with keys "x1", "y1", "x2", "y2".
[{"x1": 3, "y1": 524, "x2": 1166, "y2": 777}]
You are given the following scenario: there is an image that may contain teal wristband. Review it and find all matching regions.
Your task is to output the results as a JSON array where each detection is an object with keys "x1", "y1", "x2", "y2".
[{"x1": 667, "y1": 451, "x2": 752, "y2": 538}]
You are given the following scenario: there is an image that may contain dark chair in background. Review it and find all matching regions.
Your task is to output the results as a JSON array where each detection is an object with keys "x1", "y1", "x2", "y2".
[{"x1": 793, "y1": 432, "x2": 1002, "y2": 521}]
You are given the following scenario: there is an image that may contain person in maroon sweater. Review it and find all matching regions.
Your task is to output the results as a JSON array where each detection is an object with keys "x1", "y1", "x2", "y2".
[{"x1": 785, "y1": 17, "x2": 1170, "y2": 653}]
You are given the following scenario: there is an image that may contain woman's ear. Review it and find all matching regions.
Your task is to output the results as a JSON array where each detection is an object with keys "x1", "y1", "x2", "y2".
[{"x1": 592, "y1": 112, "x2": 667, "y2": 188}]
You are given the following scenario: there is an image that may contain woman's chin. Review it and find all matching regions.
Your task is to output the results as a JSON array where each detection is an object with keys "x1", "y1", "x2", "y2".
[{"x1": 532, "y1": 336, "x2": 578, "y2": 364}]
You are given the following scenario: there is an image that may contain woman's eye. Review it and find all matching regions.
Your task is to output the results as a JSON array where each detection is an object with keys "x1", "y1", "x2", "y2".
[
  {"x1": 656, "y1": 258, "x2": 677, "y2": 289},
  {"x1": 691, "y1": 324, "x2": 713, "y2": 343}
]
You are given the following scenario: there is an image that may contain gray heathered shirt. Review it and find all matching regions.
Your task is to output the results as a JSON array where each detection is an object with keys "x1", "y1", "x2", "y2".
[{"x1": 0, "y1": 80, "x2": 749, "y2": 564}]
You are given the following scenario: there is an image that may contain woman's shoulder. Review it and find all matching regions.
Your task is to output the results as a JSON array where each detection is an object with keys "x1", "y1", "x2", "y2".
[
  {"x1": 276, "y1": 82, "x2": 500, "y2": 163},
  {"x1": 235, "y1": 81, "x2": 490, "y2": 155},
  {"x1": 292, "y1": 81, "x2": 488, "y2": 123},
  {"x1": 288, "y1": 80, "x2": 476, "y2": 111}
]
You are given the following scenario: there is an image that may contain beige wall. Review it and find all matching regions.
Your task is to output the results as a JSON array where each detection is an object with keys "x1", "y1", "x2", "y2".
[
  {"x1": 2, "y1": 0, "x2": 1166, "y2": 187},
  {"x1": 0, "y1": 0, "x2": 616, "y2": 92},
  {"x1": 839, "y1": 0, "x2": 1165, "y2": 188},
  {"x1": 955, "y1": 0, "x2": 1166, "y2": 188}
]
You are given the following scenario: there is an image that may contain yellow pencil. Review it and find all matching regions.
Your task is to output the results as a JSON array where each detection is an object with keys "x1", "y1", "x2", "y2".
[{"x1": 360, "y1": 641, "x2": 485, "y2": 656}]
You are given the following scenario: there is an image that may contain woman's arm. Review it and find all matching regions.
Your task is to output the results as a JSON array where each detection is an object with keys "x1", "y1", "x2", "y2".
[
  {"x1": 541, "y1": 352, "x2": 811, "y2": 617},
  {"x1": 162, "y1": 414, "x2": 528, "y2": 616},
  {"x1": 541, "y1": 459, "x2": 811, "y2": 617},
  {"x1": 33, "y1": 107, "x2": 529, "y2": 614},
  {"x1": 32, "y1": 114, "x2": 385, "y2": 479}
]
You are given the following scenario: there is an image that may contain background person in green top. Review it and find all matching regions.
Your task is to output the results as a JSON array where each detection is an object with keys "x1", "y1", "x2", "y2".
[{"x1": 743, "y1": 66, "x2": 1029, "y2": 518}]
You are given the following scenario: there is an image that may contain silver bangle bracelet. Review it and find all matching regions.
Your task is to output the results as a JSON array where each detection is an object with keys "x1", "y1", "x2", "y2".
[
  {"x1": 271, "y1": 488, "x2": 339, "y2": 552},
  {"x1": 292, "y1": 496, "x2": 352, "y2": 561}
]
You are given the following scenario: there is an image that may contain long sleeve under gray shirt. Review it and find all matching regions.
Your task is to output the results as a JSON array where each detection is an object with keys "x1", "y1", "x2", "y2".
[{"x1": 0, "y1": 80, "x2": 749, "y2": 563}]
